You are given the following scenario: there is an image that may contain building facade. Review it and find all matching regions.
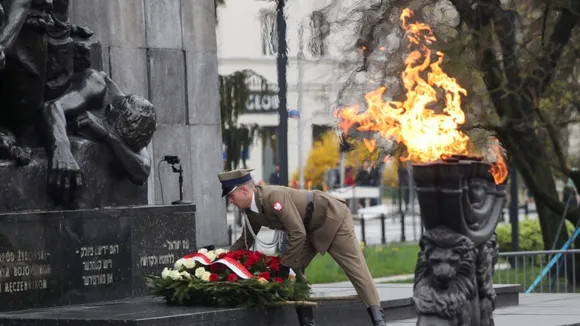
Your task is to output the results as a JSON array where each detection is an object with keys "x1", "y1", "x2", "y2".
[{"x1": 216, "y1": 0, "x2": 355, "y2": 184}]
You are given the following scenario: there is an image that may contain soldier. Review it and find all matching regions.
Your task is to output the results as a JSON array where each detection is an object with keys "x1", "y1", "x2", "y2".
[{"x1": 218, "y1": 168, "x2": 386, "y2": 326}]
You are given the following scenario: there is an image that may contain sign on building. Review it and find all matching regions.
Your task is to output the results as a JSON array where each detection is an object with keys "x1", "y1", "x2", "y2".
[{"x1": 243, "y1": 71, "x2": 278, "y2": 114}]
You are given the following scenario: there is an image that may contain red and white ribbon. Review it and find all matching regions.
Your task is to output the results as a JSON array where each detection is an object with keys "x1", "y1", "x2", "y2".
[{"x1": 187, "y1": 253, "x2": 254, "y2": 279}]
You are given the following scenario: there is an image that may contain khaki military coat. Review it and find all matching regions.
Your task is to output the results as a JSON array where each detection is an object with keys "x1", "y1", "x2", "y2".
[{"x1": 231, "y1": 185, "x2": 349, "y2": 270}]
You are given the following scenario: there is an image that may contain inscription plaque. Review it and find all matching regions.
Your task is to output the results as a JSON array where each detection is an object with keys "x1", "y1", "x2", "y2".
[{"x1": 0, "y1": 204, "x2": 195, "y2": 311}]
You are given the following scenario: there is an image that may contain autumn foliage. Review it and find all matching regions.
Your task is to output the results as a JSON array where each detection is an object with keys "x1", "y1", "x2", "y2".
[{"x1": 292, "y1": 130, "x2": 399, "y2": 188}]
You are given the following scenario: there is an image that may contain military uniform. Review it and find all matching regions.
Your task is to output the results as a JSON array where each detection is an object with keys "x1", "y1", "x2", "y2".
[{"x1": 219, "y1": 169, "x2": 386, "y2": 326}]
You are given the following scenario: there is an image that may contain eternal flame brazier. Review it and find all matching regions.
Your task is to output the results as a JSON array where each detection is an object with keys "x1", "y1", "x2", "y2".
[{"x1": 411, "y1": 157, "x2": 507, "y2": 326}]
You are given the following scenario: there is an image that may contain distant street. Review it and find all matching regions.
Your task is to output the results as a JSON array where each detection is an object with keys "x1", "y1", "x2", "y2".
[{"x1": 225, "y1": 201, "x2": 539, "y2": 252}]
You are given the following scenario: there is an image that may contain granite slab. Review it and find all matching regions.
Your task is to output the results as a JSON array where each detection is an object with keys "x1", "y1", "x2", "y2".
[
  {"x1": 0, "y1": 204, "x2": 196, "y2": 311},
  {"x1": 0, "y1": 283, "x2": 521, "y2": 325}
]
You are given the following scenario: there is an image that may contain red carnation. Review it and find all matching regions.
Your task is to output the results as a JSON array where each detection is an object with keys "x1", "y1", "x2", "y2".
[
  {"x1": 268, "y1": 261, "x2": 280, "y2": 272},
  {"x1": 209, "y1": 273, "x2": 219, "y2": 282},
  {"x1": 218, "y1": 252, "x2": 228, "y2": 259},
  {"x1": 244, "y1": 258, "x2": 256, "y2": 268},
  {"x1": 227, "y1": 274, "x2": 238, "y2": 282},
  {"x1": 249, "y1": 253, "x2": 260, "y2": 262},
  {"x1": 210, "y1": 264, "x2": 222, "y2": 272},
  {"x1": 259, "y1": 272, "x2": 270, "y2": 280},
  {"x1": 274, "y1": 277, "x2": 284, "y2": 284}
]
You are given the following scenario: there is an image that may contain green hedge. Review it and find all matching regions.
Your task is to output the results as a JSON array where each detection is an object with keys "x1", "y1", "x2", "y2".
[{"x1": 496, "y1": 219, "x2": 575, "y2": 252}]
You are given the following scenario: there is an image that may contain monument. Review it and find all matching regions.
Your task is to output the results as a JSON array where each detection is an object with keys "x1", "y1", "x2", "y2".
[
  {"x1": 0, "y1": 0, "x2": 197, "y2": 312},
  {"x1": 412, "y1": 156, "x2": 507, "y2": 326}
]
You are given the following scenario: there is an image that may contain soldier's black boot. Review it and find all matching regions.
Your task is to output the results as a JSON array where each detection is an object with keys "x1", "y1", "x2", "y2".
[
  {"x1": 295, "y1": 306, "x2": 316, "y2": 326},
  {"x1": 367, "y1": 305, "x2": 386, "y2": 326}
]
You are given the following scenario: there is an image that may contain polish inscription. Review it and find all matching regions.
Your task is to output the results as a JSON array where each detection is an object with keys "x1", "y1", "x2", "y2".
[{"x1": 0, "y1": 250, "x2": 52, "y2": 293}]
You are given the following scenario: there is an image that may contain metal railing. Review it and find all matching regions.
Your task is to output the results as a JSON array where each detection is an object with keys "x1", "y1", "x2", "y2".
[{"x1": 496, "y1": 249, "x2": 580, "y2": 293}]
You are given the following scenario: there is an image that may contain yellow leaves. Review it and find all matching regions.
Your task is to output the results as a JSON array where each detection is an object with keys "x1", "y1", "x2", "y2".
[{"x1": 291, "y1": 130, "x2": 382, "y2": 188}]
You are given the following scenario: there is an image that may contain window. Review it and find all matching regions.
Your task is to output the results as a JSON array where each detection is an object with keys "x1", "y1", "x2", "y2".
[
  {"x1": 309, "y1": 11, "x2": 330, "y2": 57},
  {"x1": 260, "y1": 10, "x2": 278, "y2": 55}
]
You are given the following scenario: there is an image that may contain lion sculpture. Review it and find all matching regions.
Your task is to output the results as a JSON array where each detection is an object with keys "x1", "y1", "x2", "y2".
[{"x1": 413, "y1": 226, "x2": 480, "y2": 326}]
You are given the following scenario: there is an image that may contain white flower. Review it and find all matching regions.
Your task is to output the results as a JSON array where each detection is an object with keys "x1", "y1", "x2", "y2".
[
  {"x1": 201, "y1": 271, "x2": 211, "y2": 282},
  {"x1": 174, "y1": 258, "x2": 186, "y2": 270},
  {"x1": 194, "y1": 267, "x2": 206, "y2": 278},
  {"x1": 205, "y1": 251, "x2": 216, "y2": 262},
  {"x1": 215, "y1": 248, "x2": 226, "y2": 257},
  {"x1": 197, "y1": 248, "x2": 208, "y2": 254},
  {"x1": 180, "y1": 271, "x2": 192, "y2": 279},
  {"x1": 183, "y1": 258, "x2": 196, "y2": 269},
  {"x1": 168, "y1": 270, "x2": 182, "y2": 280},
  {"x1": 161, "y1": 267, "x2": 171, "y2": 279}
]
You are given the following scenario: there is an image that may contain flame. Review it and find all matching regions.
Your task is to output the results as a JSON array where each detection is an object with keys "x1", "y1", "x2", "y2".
[
  {"x1": 489, "y1": 138, "x2": 508, "y2": 184},
  {"x1": 337, "y1": 8, "x2": 469, "y2": 164},
  {"x1": 336, "y1": 8, "x2": 507, "y2": 184}
]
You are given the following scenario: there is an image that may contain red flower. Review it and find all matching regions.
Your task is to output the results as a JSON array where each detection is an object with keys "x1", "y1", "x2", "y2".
[
  {"x1": 218, "y1": 252, "x2": 228, "y2": 259},
  {"x1": 209, "y1": 273, "x2": 220, "y2": 282},
  {"x1": 244, "y1": 258, "x2": 256, "y2": 268},
  {"x1": 268, "y1": 261, "x2": 280, "y2": 272},
  {"x1": 248, "y1": 253, "x2": 260, "y2": 262},
  {"x1": 259, "y1": 272, "x2": 270, "y2": 280},
  {"x1": 227, "y1": 274, "x2": 238, "y2": 282},
  {"x1": 274, "y1": 277, "x2": 284, "y2": 284}
]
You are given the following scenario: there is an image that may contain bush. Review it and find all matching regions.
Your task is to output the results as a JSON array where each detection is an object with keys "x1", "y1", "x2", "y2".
[{"x1": 496, "y1": 219, "x2": 575, "y2": 252}]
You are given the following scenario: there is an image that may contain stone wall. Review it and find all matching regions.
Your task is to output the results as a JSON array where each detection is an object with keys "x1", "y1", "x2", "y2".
[{"x1": 70, "y1": 0, "x2": 227, "y2": 247}]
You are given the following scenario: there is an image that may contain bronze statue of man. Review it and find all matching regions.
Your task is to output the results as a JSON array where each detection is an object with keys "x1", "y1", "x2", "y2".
[
  {"x1": 41, "y1": 68, "x2": 156, "y2": 195},
  {"x1": 0, "y1": 0, "x2": 136, "y2": 204}
]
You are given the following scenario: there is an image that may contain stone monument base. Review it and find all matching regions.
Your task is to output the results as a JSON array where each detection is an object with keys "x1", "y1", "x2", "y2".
[
  {"x1": 0, "y1": 284, "x2": 520, "y2": 325},
  {"x1": 0, "y1": 204, "x2": 196, "y2": 312},
  {"x1": 0, "y1": 137, "x2": 147, "y2": 213}
]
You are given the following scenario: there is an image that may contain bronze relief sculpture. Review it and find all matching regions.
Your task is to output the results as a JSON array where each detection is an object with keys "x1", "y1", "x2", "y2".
[{"x1": 0, "y1": 0, "x2": 157, "y2": 207}]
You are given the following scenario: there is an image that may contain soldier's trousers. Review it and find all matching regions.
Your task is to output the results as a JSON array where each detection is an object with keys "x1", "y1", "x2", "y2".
[{"x1": 300, "y1": 213, "x2": 381, "y2": 307}]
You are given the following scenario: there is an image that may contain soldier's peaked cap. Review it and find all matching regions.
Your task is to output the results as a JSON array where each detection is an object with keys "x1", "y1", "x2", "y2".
[{"x1": 218, "y1": 168, "x2": 254, "y2": 197}]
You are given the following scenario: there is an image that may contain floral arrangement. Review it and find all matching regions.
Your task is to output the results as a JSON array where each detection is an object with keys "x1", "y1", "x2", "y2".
[{"x1": 145, "y1": 248, "x2": 312, "y2": 308}]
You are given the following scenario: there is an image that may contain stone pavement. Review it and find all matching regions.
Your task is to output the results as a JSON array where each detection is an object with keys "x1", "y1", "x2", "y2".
[{"x1": 390, "y1": 293, "x2": 580, "y2": 326}]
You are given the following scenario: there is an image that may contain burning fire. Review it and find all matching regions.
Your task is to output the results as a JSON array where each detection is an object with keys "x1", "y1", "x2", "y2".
[
  {"x1": 489, "y1": 138, "x2": 508, "y2": 184},
  {"x1": 336, "y1": 8, "x2": 508, "y2": 184}
]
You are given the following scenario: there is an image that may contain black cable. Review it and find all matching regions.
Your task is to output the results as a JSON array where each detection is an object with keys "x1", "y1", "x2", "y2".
[{"x1": 157, "y1": 160, "x2": 164, "y2": 204}]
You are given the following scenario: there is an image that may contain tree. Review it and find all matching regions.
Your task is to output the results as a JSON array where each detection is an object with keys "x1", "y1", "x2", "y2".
[
  {"x1": 219, "y1": 70, "x2": 269, "y2": 171},
  {"x1": 321, "y1": 0, "x2": 580, "y2": 260},
  {"x1": 293, "y1": 130, "x2": 381, "y2": 188},
  {"x1": 214, "y1": 1, "x2": 271, "y2": 171}
]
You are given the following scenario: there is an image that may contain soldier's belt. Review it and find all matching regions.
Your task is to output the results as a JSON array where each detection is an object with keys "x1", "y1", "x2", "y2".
[{"x1": 303, "y1": 191, "x2": 315, "y2": 229}]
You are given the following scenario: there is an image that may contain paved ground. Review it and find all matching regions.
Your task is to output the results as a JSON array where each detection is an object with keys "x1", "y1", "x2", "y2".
[{"x1": 391, "y1": 293, "x2": 580, "y2": 326}]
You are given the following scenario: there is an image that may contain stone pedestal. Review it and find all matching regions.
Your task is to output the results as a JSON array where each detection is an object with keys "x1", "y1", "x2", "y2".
[
  {"x1": 70, "y1": 0, "x2": 227, "y2": 247},
  {"x1": 0, "y1": 138, "x2": 147, "y2": 213},
  {"x1": 412, "y1": 160, "x2": 507, "y2": 326},
  {"x1": 0, "y1": 204, "x2": 195, "y2": 311}
]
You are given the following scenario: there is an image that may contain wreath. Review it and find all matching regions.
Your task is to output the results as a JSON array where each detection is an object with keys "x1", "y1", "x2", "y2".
[{"x1": 145, "y1": 248, "x2": 312, "y2": 308}]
